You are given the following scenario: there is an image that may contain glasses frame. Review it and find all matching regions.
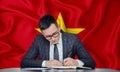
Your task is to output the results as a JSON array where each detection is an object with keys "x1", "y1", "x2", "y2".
[{"x1": 44, "y1": 31, "x2": 60, "y2": 40}]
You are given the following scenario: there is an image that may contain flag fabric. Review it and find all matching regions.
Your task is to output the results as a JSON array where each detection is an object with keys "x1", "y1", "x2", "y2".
[{"x1": 0, "y1": 0, "x2": 120, "y2": 70}]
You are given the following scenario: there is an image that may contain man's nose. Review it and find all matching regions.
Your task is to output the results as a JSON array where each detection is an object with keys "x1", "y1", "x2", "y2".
[{"x1": 51, "y1": 37, "x2": 55, "y2": 41}]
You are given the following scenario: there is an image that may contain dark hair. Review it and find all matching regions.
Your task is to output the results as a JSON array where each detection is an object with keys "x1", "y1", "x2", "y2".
[{"x1": 39, "y1": 14, "x2": 58, "y2": 30}]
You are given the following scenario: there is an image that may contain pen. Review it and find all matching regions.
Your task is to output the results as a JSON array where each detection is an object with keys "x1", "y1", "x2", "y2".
[
  {"x1": 67, "y1": 48, "x2": 73, "y2": 57},
  {"x1": 63, "y1": 48, "x2": 73, "y2": 65},
  {"x1": 68, "y1": 51, "x2": 72, "y2": 57}
]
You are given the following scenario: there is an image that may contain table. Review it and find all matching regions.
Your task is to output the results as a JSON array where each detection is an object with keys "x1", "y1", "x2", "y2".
[{"x1": 0, "y1": 68, "x2": 120, "y2": 72}]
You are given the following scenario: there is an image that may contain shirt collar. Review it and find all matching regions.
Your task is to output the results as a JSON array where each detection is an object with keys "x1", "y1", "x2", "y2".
[{"x1": 58, "y1": 32, "x2": 62, "y2": 44}]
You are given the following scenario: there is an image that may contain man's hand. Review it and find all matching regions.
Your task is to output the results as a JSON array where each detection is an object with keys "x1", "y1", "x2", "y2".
[
  {"x1": 63, "y1": 57, "x2": 79, "y2": 66},
  {"x1": 45, "y1": 60, "x2": 63, "y2": 67}
]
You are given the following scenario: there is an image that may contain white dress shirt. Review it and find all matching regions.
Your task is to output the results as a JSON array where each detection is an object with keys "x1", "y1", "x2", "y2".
[{"x1": 49, "y1": 32, "x2": 63, "y2": 63}]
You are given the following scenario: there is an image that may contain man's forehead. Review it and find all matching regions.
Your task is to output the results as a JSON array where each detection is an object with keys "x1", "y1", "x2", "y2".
[{"x1": 42, "y1": 24, "x2": 58, "y2": 35}]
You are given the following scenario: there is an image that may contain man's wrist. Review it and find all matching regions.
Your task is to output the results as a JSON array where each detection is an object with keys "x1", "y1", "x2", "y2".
[{"x1": 76, "y1": 59, "x2": 84, "y2": 67}]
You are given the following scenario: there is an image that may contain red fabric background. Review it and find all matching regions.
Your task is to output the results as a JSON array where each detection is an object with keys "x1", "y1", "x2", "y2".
[{"x1": 0, "y1": 0, "x2": 120, "y2": 70}]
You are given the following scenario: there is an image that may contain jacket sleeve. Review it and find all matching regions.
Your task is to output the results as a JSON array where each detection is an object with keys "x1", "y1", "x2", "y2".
[
  {"x1": 21, "y1": 35, "x2": 44, "y2": 68},
  {"x1": 73, "y1": 35, "x2": 96, "y2": 68}
]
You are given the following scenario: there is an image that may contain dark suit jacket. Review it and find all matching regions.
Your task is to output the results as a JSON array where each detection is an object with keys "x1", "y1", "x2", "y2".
[{"x1": 21, "y1": 31, "x2": 95, "y2": 68}]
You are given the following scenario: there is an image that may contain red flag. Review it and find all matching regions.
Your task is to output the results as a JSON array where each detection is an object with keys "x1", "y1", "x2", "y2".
[{"x1": 0, "y1": 0, "x2": 120, "y2": 70}]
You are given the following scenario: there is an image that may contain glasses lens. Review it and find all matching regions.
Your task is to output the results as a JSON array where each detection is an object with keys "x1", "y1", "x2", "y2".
[
  {"x1": 46, "y1": 36, "x2": 51, "y2": 40},
  {"x1": 44, "y1": 31, "x2": 59, "y2": 40}
]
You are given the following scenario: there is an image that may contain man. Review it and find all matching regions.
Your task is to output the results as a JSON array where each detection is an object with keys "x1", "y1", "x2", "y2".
[{"x1": 21, "y1": 15, "x2": 95, "y2": 68}]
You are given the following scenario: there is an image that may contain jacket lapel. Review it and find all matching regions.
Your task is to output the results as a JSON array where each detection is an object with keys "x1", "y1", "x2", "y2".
[{"x1": 44, "y1": 39, "x2": 50, "y2": 60}]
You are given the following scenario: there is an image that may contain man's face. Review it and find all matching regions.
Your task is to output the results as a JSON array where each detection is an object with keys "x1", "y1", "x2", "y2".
[{"x1": 42, "y1": 24, "x2": 60, "y2": 44}]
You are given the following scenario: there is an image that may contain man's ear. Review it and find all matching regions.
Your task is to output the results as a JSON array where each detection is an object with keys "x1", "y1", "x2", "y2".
[{"x1": 41, "y1": 30, "x2": 44, "y2": 35}]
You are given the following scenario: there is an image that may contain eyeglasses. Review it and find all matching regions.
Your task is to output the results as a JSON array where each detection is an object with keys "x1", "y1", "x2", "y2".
[{"x1": 44, "y1": 31, "x2": 59, "y2": 40}]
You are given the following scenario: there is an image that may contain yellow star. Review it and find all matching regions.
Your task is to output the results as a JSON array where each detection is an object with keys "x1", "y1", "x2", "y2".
[
  {"x1": 35, "y1": 12, "x2": 85, "y2": 34},
  {"x1": 57, "y1": 13, "x2": 85, "y2": 34}
]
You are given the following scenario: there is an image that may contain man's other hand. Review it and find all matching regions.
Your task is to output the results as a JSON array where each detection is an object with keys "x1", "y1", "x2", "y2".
[
  {"x1": 45, "y1": 60, "x2": 63, "y2": 67},
  {"x1": 63, "y1": 57, "x2": 79, "y2": 66}
]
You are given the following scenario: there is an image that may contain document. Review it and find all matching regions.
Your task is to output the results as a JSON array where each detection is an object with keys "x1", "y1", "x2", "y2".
[
  {"x1": 21, "y1": 66, "x2": 92, "y2": 70},
  {"x1": 49, "y1": 66, "x2": 76, "y2": 69},
  {"x1": 48, "y1": 66, "x2": 92, "y2": 69}
]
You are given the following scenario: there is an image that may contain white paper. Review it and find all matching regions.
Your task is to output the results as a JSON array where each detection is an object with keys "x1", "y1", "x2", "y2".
[
  {"x1": 49, "y1": 66, "x2": 92, "y2": 69},
  {"x1": 49, "y1": 66, "x2": 77, "y2": 69}
]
